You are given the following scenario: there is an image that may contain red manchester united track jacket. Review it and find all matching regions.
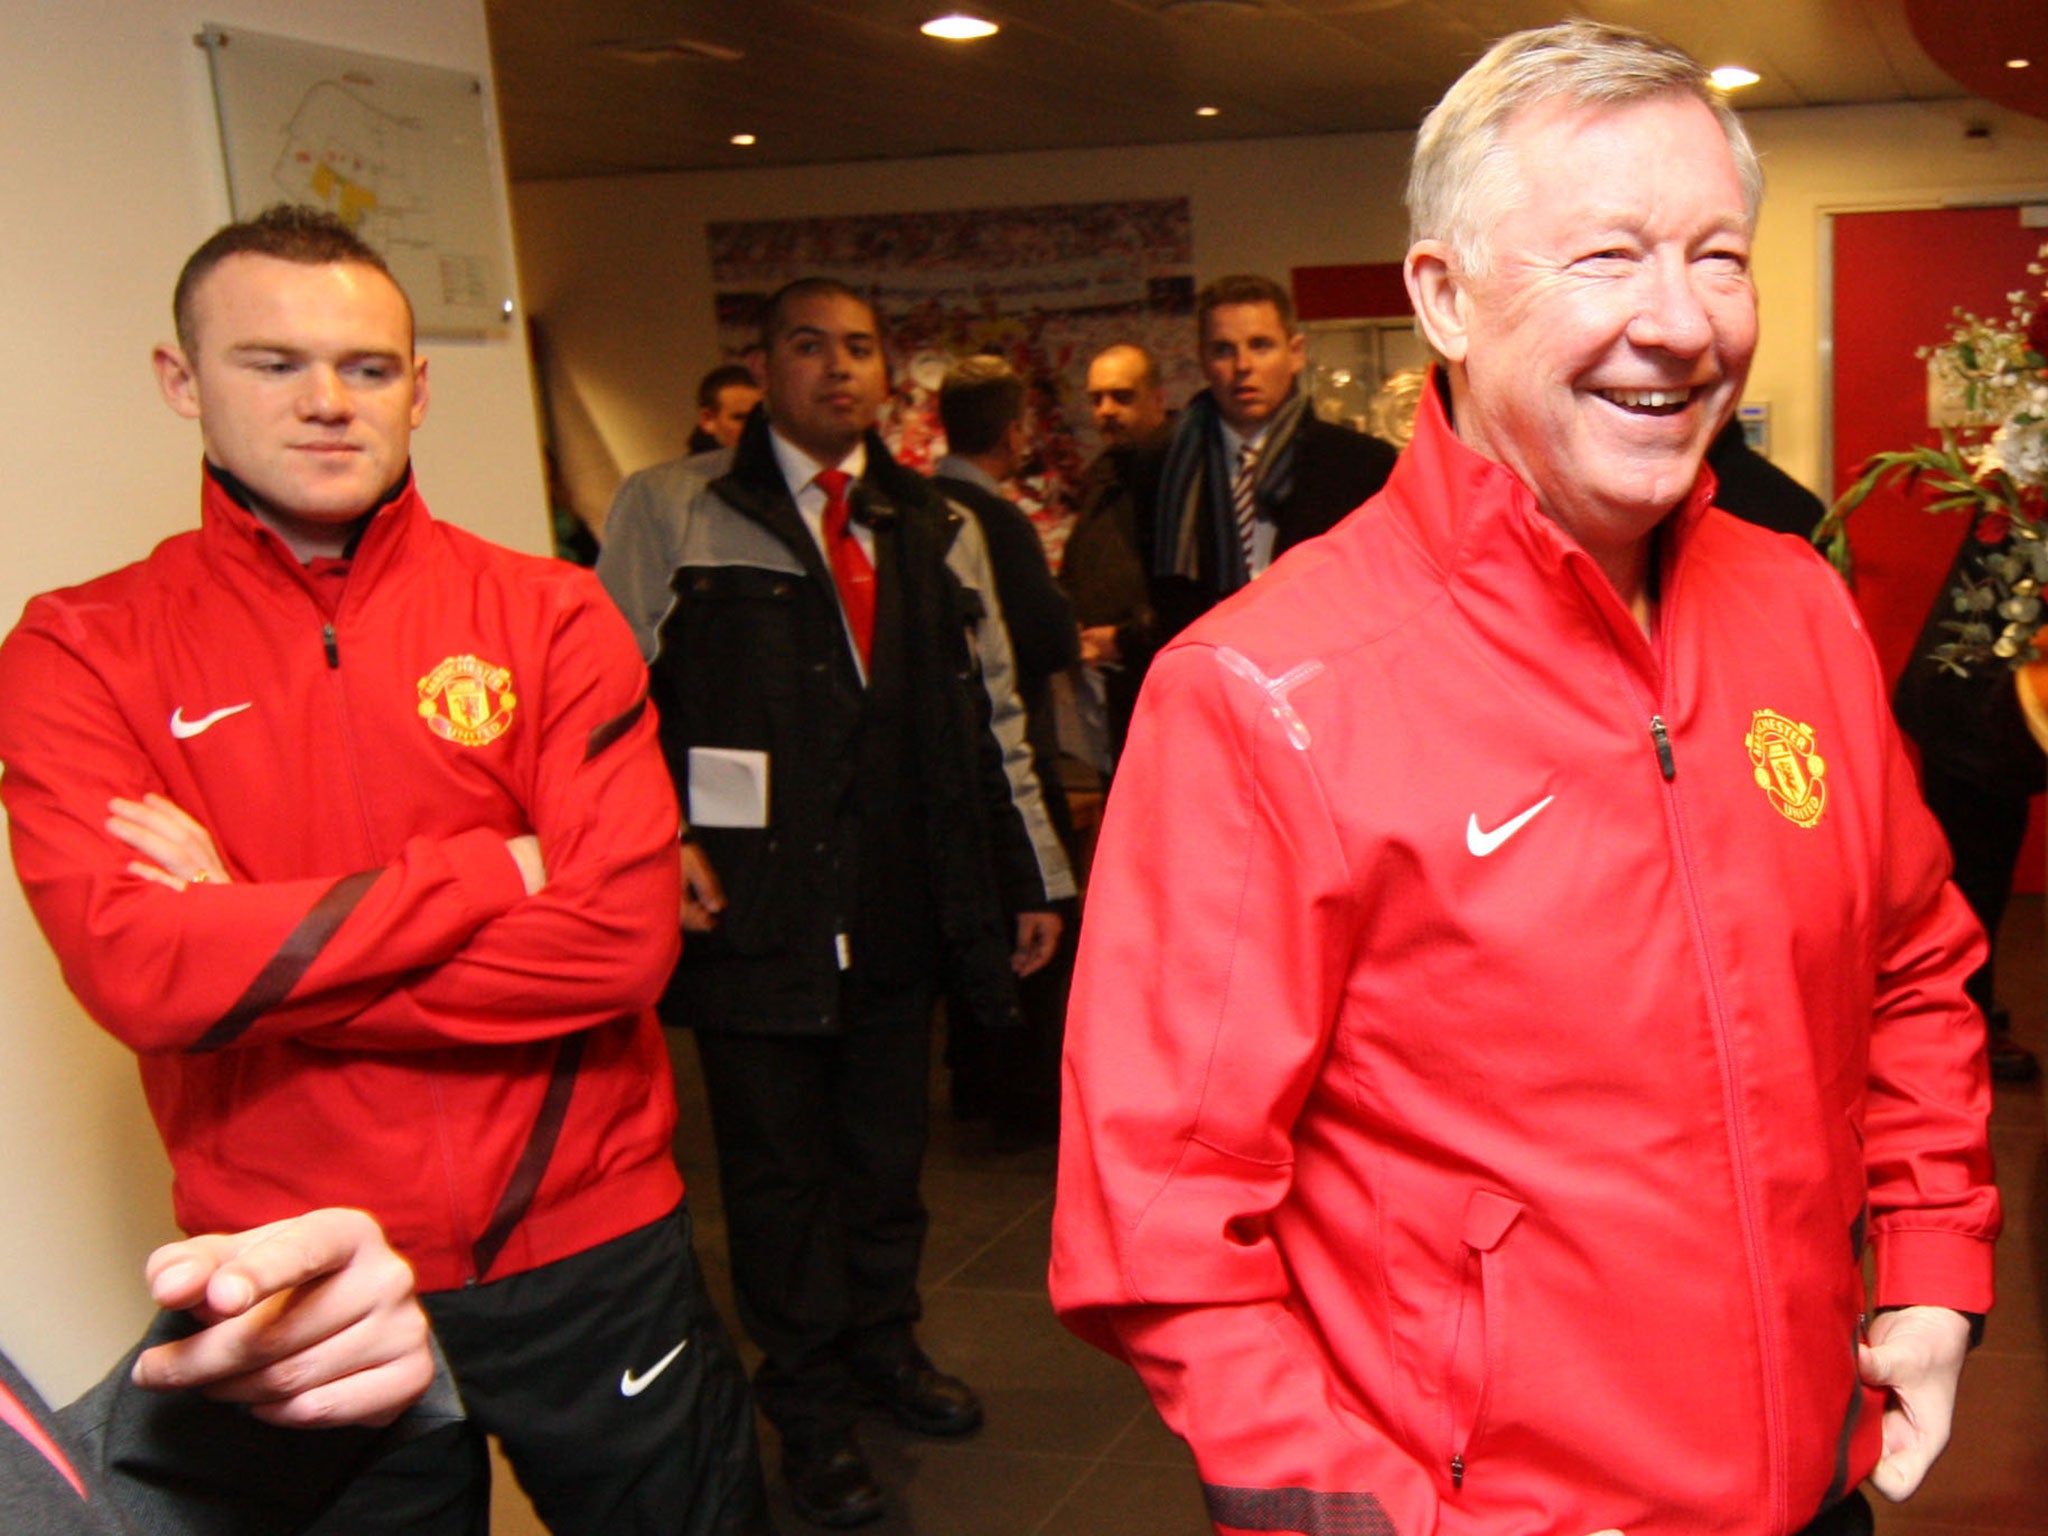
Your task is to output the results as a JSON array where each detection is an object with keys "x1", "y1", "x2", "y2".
[
  {"x1": 0, "y1": 470, "x2": 685, "y2": 1293},
  {"x1": 1051, "y1": 386, "x2": 1998, "y2": 1536}
]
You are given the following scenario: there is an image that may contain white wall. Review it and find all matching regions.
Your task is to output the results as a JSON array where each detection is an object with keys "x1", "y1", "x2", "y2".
[
  {"x1": 514, "y1": 97, "x2": 2048, "y2": 509},
  {"x1": 0, "y1": 0, "x2": 544, "y2": 1403}
]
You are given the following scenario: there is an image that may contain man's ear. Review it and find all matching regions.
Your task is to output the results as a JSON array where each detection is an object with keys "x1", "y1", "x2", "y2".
[
  {"x1": 410, "y1": 354, "x2": 430, "y2": 430},
  {"x1": 1405, "y1": 242, "x2": 1471, "y2": 365},
  {"x1": 153, "y1": 343, "x2": 202, "y2": 420}
]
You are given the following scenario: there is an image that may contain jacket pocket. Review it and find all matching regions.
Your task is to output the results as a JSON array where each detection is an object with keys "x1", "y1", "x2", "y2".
[{"x1": 1443, "y1": 1189, "x2": 1523, "y2": 1492}]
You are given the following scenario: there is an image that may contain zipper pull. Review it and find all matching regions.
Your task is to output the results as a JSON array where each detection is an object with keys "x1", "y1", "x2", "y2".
[
  {"x1": 1649, "y1": 715, "x2": 1675, "y2": 781},
  {"x1": 1451, "y1": 1453, "x2": 1465, "y2": 1490},
  {"x1": 322, "y1": 623, "x2": 340, "y2": 669}
]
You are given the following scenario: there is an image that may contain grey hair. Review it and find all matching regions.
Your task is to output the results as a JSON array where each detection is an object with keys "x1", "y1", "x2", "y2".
[{"x1": 1406, "y1": 21, "x2": 1764, "y2": 277}]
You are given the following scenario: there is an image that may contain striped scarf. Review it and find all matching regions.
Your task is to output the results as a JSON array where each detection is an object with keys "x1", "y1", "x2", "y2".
[{"x1": 1154, "y1": 386, "x2": 1311, "y2": 592}]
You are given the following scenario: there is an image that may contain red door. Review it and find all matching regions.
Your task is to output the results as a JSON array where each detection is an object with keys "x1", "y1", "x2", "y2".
[{"x1": 1831, "y1": 205, "x2": 2046, "y2": 890}]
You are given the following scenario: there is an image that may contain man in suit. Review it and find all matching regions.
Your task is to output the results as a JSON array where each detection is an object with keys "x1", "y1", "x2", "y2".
[
  {"x1": 1064, "y1": 343, "x2": 1171, "y2": 770},
  {"x1": 1152, "y1": 274, "x2": 1399, "y2": 642},
  {"x1": 931, "y1": 355, "x2": 1079, "y2": 1146},
  {"x1": 605, "y1": 279, "x2": 1069, "y2": 1528}
]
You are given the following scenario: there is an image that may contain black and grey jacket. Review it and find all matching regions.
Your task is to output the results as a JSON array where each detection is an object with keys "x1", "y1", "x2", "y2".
[{"x1": 600, "y1": 414, "x2": 1070, "y2": 1035}]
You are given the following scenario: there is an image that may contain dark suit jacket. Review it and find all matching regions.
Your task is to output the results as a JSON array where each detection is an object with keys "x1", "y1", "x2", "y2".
[{"x1": 1151, "y1": 414, "x2": 1399, "y2": 644}]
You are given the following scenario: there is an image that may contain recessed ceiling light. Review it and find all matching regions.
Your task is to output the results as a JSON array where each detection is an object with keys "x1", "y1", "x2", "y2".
[
  {"x1": 1710, "y1": 66, "x2": 1760, "y2": 90},
  {"x1": 1196, "y1": 105, "x2": 1220, "y2": 117},
  {"x1": 730, "y1": 133, "x2": 757, "y2": 146},
  {"x1": 921, "y1": 13, "x2": 999, "y2": 41},
  {"x1": 2007, "y1": 58, "x2": 2032, "y2": 70}
]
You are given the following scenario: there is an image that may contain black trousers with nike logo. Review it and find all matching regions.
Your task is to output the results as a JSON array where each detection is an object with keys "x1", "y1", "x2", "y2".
[{"x1": 303, "y1": 1204, "x2": 769, "y2": 1536}]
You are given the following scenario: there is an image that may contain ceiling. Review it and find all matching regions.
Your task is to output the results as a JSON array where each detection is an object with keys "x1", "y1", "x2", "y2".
[{"x1": 485, "y1": 0, "x2": 2040, "y2": 184}]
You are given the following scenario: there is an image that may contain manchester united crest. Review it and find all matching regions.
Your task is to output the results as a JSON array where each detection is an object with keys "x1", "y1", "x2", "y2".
[
  {"x1": 1745, "y1": 708, "x2": 1827, "y2": 828},
  {"x1": 418, "y1": 655, "x2": 517, "y2": 747}
]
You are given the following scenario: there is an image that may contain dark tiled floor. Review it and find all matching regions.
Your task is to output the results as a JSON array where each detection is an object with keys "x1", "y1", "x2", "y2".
[{"x1": 498, "y1": 899, "x2": 2048, "y2": 1534}]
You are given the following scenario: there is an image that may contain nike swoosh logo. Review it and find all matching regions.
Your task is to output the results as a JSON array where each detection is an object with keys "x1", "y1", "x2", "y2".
[
  {"x1": 619, "y1": 1338, "x2": 689, "y2": 1398},
  {"x1": 1466, "y1": 795, "x2": 1555, "y2": 857},
  {"x1": 170, "y1": 703, "x2": 253, "y2": 740}
]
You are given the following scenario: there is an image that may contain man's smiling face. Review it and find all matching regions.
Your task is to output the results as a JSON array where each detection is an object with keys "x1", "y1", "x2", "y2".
[{"x1": 1437, "y1": 91, "x2": 1757, "y2": 570}]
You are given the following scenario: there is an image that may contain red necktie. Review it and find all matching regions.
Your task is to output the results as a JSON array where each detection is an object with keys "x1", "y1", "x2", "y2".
[{"x1": 816, "y1": 469, "x2": 875, "y2": 670}]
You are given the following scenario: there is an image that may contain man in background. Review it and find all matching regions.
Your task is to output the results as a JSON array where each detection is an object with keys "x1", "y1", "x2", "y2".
[
  {"x1": 689, "y1": 362, "x2": 764, "y2": 454},
  {"x1": 1063, "y1": 342, "x2": 1171, "y2": 771},
  {"x1": 1055, "y1": 24, "x2": 1995, "y2": 1536},
  {"x1": 612, "y1": 278, "x2": 1069, "y2": 1527},
  {"x1": 932, "y1": 355, "x2": 1079, "y2": 1147},
  {"x1": 0, "y1": 205, "x2": 765, "y2": 1535},
  {"x1": 1151, "y1": 273, "x2": 1397, "y2": 643}
]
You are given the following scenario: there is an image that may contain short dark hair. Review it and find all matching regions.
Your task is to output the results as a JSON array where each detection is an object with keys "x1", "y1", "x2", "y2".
[
  {"x1": 697, "y1": 363, "x2": 757, "y2": 411},
  {"x1": 758, "y1": 277, "x2": 878, "y2": 350},
  {"x1": 173, "y1": 204, "x2": 408, "y2": 355},
  {"x1": 1195, "y1": 274, "x2": 1296, "y2": 341},
  {"x1": 938, "y1": 356, "x2": 1026, "y2": 458}
]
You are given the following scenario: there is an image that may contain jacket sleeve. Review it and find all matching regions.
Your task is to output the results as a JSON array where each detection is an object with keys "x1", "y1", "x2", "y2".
[
  {"x1": 1050, "y1": 642, "x2": 1441, "y2": 1536},
  {"x1": 977, "y1": 492, "x2": 1079, "y2": 685},
  {"x1": 57, "y1": 1312, "x2": 465, "y2": 1536},
  {"x1": 595, "y1": 466, "x2": 685, "y2": 661},
  {"x1": 305, "y1": 577, "x2": 683, "y2": 1051},
  {"x1": 0, "y1": 615, "x2": 530, "y2": 1056},
  {"x1": 0, "y1": 583, "x2": 679, "y2": 1057},
  {"x1": 943, "y1": 511, "x2": 1075, "y2": 906},
  {"x1": 1863, "y1": 683, "x2": 2001, "y2": 1312}
]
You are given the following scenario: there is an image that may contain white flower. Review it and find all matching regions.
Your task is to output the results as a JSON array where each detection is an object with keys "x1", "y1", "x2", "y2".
[{"x1": 1985, "y1": 416, "x2": 2048, "y2": 488}]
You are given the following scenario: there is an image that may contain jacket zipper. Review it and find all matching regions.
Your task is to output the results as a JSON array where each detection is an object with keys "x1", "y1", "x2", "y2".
[
  {"x1": 1603, "y1": 595, "x2": 1787, "y2": 1530},
  {"x1": 315, "y1": 581, "x2": 476, "y2": 1280},
  {"x1": 1649, "y1": 714, "x2": 1676, "y2": 779}
]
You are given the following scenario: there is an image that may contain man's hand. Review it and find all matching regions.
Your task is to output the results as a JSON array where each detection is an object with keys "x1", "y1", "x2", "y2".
[
  {"x1": 681, "y1": 840, "x2": 726, "y2": 933},
  {"x1": 1079, "y1": 624, "x2": 1122, "y2": 669},
  {"x1": 1858, "y1": 1305, "x2": 1973, "y2": 1502},
  {"x1": 107, "y1": 793, "x2": 231, "y2": 890},
  {"x1": 134, "y1": 1207, "x2": 434, "y2": 1430},
  {"x1": 1012, "y1": 910, "x2": 1062, "y2": 976},
  {"x1": 505, "y1": 833, "x2": 547, "y2": 895}
]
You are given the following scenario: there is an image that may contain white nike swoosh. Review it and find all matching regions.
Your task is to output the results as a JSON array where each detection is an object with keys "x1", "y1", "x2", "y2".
[
  {"x1": 169, "y1": 702, "x2": 253, "y2": 740},
  {"x1": 1466, "y1": 795, "x2": 1555, "y2": 857},
  {"x1": 619, "y1": 1338, "x2": 689, "y2": 1398}
]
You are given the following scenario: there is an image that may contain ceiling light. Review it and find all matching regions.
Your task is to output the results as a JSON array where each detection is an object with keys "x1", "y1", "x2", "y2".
[
  {"x1": 1196, "y1": 105, "x2": 1220, "y2": 117},
  {"x1": 731, "y1": 133, "x2": 757, "y2": 146},
  {"x1": 921, "y1": 14, "x2": 999, "y2": 41},
  {"x1": 1710, "y1": 66, "x2": 1760, "y2": 90},
  {"x1": 2008, "y1": 58, "x2": 2032, "y2": 70}
]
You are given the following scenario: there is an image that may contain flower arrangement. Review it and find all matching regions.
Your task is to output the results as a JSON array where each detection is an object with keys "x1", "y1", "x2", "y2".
[{"x1": 1815, "y1": 240, "x2": 2048, "y2": 674}]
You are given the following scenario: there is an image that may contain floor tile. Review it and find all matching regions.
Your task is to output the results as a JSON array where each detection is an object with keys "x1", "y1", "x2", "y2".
[
  {"x1": 1032, "y1": 1456, "x2": 1216, "y2": 1536},
  {"x1": 917, "y1": 1286, "x2": 1158, "y2": 1461}
]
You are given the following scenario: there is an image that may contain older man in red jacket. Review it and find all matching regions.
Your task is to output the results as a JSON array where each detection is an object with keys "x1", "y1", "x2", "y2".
[{"x1": 1053, "y1": 23, "x2": 1997, "y2": 1536}]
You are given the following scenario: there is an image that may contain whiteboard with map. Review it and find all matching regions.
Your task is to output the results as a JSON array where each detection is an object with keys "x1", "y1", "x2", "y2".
[{"x1": 198, "y1": 24, "x2": 513, "y2": 338}]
